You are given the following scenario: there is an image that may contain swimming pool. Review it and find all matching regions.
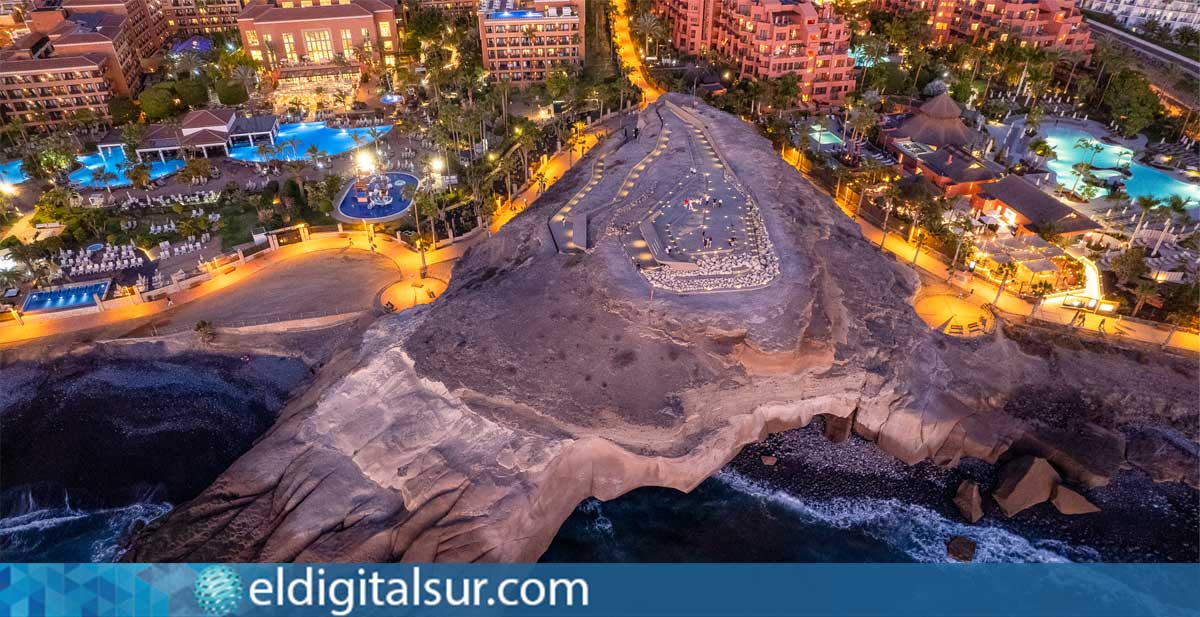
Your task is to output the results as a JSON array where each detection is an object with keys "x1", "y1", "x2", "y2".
[
  {"x1": 228, "y1": 122, "x2": 391, "y2": 163},
  {"x1": 69, "y1": 151, "x2": 185, "y2": 189},
  {"x1": 809, "y1": 125, "x2": 843, "y2": 146},
  {"x1": 1, "y1": 160, "x2": 28, "y2": 185},
  {"x1": 334, "y1": 171, "x2": 419, "y2": 223},
  {"x1": 1042, "y1": 126, "x2": 1200, "y2": 207},
  {"x1": 22, "y1": 280, "x2": 111, "y2": 314}
]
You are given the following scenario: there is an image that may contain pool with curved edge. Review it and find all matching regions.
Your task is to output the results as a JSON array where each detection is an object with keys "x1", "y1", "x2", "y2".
[
  {"x1": 69, "y1": 151, "x2": 185, "y2": 189},
  {"x1": 228, "y1": 122, "x2": 391, "y2": 163},
  {"x1": 334, "y1": 171, "x2": 419, "y2": 223},
  {"x1": 1043, "y1": 125, "x2": 1200, "y2": 207}
]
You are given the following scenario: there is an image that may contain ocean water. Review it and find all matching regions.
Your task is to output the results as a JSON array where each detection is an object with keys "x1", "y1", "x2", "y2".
[
  {"x1": 542, "y1": 470, "x2": 1098, "y2": 563},
  {"x1": 0, "y1": 492, "x2": 170, "y2": 562}
]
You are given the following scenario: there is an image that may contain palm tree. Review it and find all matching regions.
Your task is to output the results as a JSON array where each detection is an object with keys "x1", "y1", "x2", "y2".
[
  {"x1": 877, "y1": 187, "x2": 899, "y2": 249},
  {"x1": 909, "y1": 197, "x2": 947, "y2": 265},
  {"x1": 90, "y1": 167, "x2": 118, "y2": 193},
  {"x1": 633, "y1": 12, "x2": 667, "y2": 59},
  {"x1": 907, "y1": 48, "x2": 932, "y2": 88},
  {"x1": 1028, "y1": 138, "x2": 1056, "y2": 168},
  {"x1": 231, "y1": 65, "x2": 258, "y2": 96},
  {"x1": 1133, "y1": 195, "x2": 1160, "y2": 235},
  {"x1": 1130, "y1": 281, "x2": 1159, "y2": 316},
  {"x1": 1029, "y1": 280, "x2": 1054, "y2": 316},
  {"x1": 0, "y1": 266, "x2": 26, "y2": 289},
  {"x1": 175, "y1": 52, "x2": 203, "y2": 79},
  {"x1": 1161, "y1": 309, "x2": 1197, "y2": 349},
  {"x1": 991, "y1": 261, "x2": 1018, "y2": 306},
  {"x1": 255, "y1": 142, "x2": 277, "y2": 163}
]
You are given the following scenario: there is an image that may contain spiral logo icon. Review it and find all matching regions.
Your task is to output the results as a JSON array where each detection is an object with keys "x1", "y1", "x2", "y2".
[{"x1": 193, "y1": 565, "x2": 243, "y2": 616}]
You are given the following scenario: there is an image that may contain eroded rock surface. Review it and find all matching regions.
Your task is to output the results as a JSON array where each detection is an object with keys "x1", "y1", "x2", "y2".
[
  {"x1": 126, "y1": 95, "x2": 1198, "y2": 562},
  {"x1": 994, "y1": 456, "x2": 1061, "y2": 517}
]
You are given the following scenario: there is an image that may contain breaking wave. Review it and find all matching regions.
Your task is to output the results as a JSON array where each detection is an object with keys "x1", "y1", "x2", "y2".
[
  {"x1": 0, "y1": 491, "x2": 171, "y2": 562},
  {"x1": 716, "y1": 470, "x2": 1100, "y2": 563}
]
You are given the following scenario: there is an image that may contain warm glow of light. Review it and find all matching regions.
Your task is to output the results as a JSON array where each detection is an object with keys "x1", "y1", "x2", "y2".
[
  {"x1": 356, "y1": 151, "x2": 376, "y2": 174},
  {"x1": 430, "y1": 158, "x2": 445, "y2": 173}
]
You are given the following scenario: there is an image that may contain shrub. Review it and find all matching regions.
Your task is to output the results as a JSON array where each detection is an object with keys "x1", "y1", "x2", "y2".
[{"x1": 215, "y1": 79, "x2": 248, "y2": 106}]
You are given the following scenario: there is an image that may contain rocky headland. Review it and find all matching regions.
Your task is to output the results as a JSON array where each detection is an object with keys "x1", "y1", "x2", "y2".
[{"x1": 120, "y1": 95, "x2": 1197, "y2": 562}]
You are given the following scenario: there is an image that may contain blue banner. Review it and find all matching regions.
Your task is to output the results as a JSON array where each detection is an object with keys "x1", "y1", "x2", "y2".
[{"x1": 0, "y1": 563, "x2": 1197, "y2": 616}]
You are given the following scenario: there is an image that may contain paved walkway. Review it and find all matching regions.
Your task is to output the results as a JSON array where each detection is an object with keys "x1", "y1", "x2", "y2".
[
  {"x1": 852, "y1": 209, "x2": 1198, "y2": 352},
  {"x1": 0, "y1": 231, "x2": 462, "y2": 346},
  {"x1": 612, "y1": 0, "x2": 664, "y2": 105}
]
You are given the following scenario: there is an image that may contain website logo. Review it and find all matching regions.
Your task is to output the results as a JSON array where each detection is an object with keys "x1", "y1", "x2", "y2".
[{"x1": 193, "y1": 565, "x2": 244, "y2": 616}]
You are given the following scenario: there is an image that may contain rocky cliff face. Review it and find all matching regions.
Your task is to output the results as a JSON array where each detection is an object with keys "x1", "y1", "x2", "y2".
[{"x1": 126, "y1": 95, "x2": 1197, "y2": 562}]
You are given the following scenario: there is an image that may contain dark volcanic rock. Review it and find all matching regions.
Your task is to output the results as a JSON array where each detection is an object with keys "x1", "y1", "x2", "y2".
[
  {"x1": 946, "y1": 535, "x2": 977, "y2": 562},
  {"x1": 953, "y1": 480, "x2": 984, "y2": 523},
  {"x1": 0, "y1": 346, "x2": 306, "y2": 507},
  {"x1": 993, "y1": 456, "x2": 1061, "y2": 518}
]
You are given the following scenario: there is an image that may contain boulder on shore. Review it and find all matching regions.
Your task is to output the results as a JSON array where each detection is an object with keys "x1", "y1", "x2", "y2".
[
  {"x1": 760, "y1": 455, "x2": 778, "y2": 466},
  {"x1": 992, "y1": 455, "x2": 1061, "y2": 517},
  {"x1": 953, "y1": 480, "x2": 984, "y2": 523},
  {"x1": 1051, "y1": 485, "x2": 1100, "y2": 515},
  {"x1": 946, "y1": 536, "x2": 977, "y2": 562}
]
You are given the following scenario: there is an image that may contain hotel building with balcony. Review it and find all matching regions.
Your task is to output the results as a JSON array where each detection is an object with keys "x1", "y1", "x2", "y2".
[
  {"x1": 477, "y1": 0, "x2": 585, "y2": 86},
  {"x1": 166, "y1": 0, "x2": 246, "y2": 35},
  {"x1": 873, "y1": 0, "x2": 1093, "y2": 52},
  {"x1": 1081, "y1": 0, "x2": 1199, "y2": 32},
  {"x1": 0, "y1": 6, "x2": 139, "y2": 130},
  {"x1": 237, "y1": 0, "x2": 400, "y2": 67},
  {"x1": 656, "y1": 0, "x2": 855, "y2": 105},
  {"x1": 44, "y1": 0, "x2": 171, "y2": 64}
]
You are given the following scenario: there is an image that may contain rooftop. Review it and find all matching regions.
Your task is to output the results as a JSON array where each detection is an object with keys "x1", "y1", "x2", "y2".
[{"x1": 978, "y1": 176, "x2": 1100, "y2": 234}]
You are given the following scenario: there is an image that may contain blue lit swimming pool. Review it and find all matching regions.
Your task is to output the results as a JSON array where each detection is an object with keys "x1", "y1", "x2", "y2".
[
  {"x1": 810, "y1": 125, "x2": 843, "y2": 146},
  {"x1": 1, "y1": 159, "x2": 28, "y2": 185},
  {"x1": 334, "y1": 171, "x2": 419, "y2": 223},
  {"x1": 228, "y1": 122, "x2": 391, "y2": 163},
  {"x1": 22, "y1": 280, "x2": 111, "y2": 314},
  {"x1": 1043, "y1": 126, "x2": 1200, "y2": 207},
  {"x1": 1, "y1": 157, "x2": 28, "y2": 183},
  {"x1": 69, "y1": 151, "x2": 185, "y2": 189}
]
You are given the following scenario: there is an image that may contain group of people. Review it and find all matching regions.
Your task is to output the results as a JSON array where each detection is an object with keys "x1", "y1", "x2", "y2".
[{"x1": 1070, "y1": 310, "x2": 1110, "y2": 335}]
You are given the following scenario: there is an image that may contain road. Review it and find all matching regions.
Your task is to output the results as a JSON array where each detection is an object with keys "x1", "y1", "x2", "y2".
[
  {"x1": 611, "y1": 0, "x2": 664, "y2": 105},
  {"x1": 1086, "y1": 20, "x2": 1200, "y2": 79}
]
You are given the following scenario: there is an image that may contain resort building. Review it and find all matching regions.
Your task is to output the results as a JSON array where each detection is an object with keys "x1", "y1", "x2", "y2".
[
  {"x1": 873, "y1": 0, "x2": 1093, "y2": 52},
  {"x1": 656, "y1": 0, "x2": 718, "y2": 56},
  {"x1": 477, "y1": 0, "x2": 585, "y2": 86},
  {"x1": 237, "y1": 0, "x2": 401, "y2": 70},
  {"x1": 970, "y1": 175, "x2": 1100, "y2": 238},
  {"x1": 1081, "y1": 0, "x2": 1200, "y2": 32},
  {"x1": 905, "y1": 144, "x2": 1005, "y2": 197},
  {"x1": 412, "y1": 0, "x2": 474, "y2": 12},
  {"x1": 94, "y1": 107, "x2": 279, "y2": 160},
  {"x1": 45, "y1": 0, "x2": 171, "y2": 65},
  {"x1": 654, "y1": 0, "x2": 857, "y2": 105},
  {"x1": 0, "y1": 7, "x2": 139, "y2": 131},
  {"x1": 166, "y1": 0, "x2": 246, "y2": 35}
]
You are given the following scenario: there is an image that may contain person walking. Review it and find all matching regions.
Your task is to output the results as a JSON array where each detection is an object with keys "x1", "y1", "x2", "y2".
[{"x1": 1097, "y1": 318, "x2": 1107, "y2": 336}]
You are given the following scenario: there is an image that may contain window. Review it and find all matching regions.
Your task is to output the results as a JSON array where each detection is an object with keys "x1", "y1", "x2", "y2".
[
  {"x1": 246, "y1": 29, "x2": 259, "y2": 46},
  {"x1": 378, "y1": 21, "x2": 390, "y2": 37},
  {"x1": 341, "y1": 28, "x2": 353, "y2": 54},
  {"x1": 282, "y1": 32, "x2": 298, "y2": 63},
  {"x1": 304, "y1": 29, "x2": 334, "y2": 62}
]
